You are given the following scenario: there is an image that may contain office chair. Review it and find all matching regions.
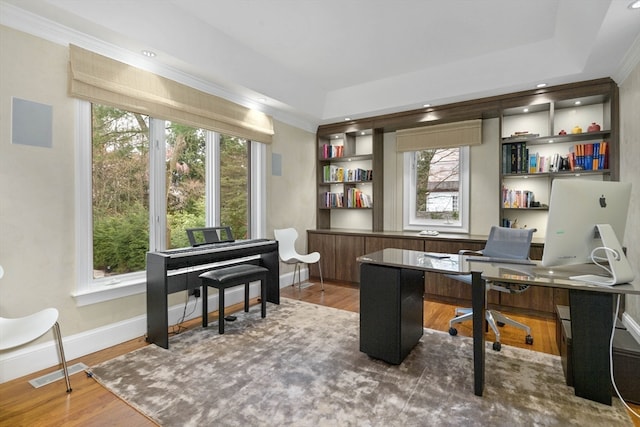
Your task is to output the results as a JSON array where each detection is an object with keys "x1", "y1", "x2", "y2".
[
  {"x1": 0, "y1": 265, "x2": 72, "y2": 392},
  {"x1": 274, "y1": 228, "x2": 324, "y2": 291},
  {"x1": 447, "y1": 226, "x2": 535, "y2": 351}
]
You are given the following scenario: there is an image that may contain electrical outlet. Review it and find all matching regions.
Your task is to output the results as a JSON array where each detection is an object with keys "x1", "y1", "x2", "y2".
[{"x1": 189, "y1": 288, "x2": 201, "y2": 298}]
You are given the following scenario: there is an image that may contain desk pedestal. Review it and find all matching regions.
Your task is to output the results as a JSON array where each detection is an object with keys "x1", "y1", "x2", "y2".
[
  {"x1": 360, "y1": 264, "x2": 424, "y2": 364},
  {"x1": 569, "y1": 290, "x2": 614, "y2": 405}
]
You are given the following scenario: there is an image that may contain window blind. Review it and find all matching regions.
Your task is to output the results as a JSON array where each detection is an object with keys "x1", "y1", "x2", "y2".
[
  {"x1": 68, "y1": 45, "x2": 274, "y2": 143},
  {"x1": 396, "y1": 119, "x2": 482, "y2": 151}
]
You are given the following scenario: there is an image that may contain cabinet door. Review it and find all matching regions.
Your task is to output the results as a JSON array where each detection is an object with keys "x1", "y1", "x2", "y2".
[
  {"x1": 499, "y1": 286, "x2": 554, "y2": 313},
  {"x1": 364, "y1": 237, "x2": 424, "y2": 253},
  {"x1": 335, "y1": 235, "x2": 365, "y2": 283},
  {"x1": 307, "y1": 233, "x2": 335, "y2": 280}
]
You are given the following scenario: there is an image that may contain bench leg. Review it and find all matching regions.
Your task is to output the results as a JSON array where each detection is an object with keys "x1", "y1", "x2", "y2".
[
  {"x1": 219, "y1": 288, "x2": 225, "y2": 334},
  {"x1": 244, "y1": 283, "x2": 250, "y2": 312},
  {"x1": 261, "y1": 276, "x2": 267, "y2": 318},
  {"x1": 202, "y1": 283, "x2": 209, "y2": 327}
]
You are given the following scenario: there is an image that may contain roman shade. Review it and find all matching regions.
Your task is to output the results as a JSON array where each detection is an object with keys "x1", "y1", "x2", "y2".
[
  {"x1": 68, "y1": 45, "x2": 274, "y2": 143},
  {"x1": 396, "y1": 119, "x2": 482, "y2": 151}
]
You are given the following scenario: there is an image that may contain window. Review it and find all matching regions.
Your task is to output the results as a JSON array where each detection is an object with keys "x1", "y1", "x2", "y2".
[
  {"x1": 75, "y1": 101, "x2": 264, "y2": 304},
  {"x1": 403, "y1": 147, "x2": 469, "y2": 232}
]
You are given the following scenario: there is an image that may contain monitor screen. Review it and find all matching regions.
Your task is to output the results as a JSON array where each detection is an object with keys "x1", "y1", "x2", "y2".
[{"x1": 541, "y1": 179, "x2": 631, "y2": 268}]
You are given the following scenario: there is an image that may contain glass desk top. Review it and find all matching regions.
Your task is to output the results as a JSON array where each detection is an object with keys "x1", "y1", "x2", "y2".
[{"x1": 357, "y1": 248, "x2": 640, "y2": 295}]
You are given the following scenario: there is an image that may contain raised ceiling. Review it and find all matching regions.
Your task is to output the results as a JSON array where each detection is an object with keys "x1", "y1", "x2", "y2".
[{"x1": 2, "y1": 0, "x2": 639, "y2": 130}]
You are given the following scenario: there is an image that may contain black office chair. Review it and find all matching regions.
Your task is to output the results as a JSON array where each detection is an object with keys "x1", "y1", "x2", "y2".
[{"x1": 447, "y1": 226, "x2": 536, "y2": 351}]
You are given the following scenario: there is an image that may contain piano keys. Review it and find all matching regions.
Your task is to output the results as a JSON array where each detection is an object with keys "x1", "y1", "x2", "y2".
[{"x1": 146, "y1": 239, "x2": 279, "y2": 348}]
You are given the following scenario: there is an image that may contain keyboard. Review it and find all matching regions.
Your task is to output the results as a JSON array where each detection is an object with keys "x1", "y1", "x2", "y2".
[
  {"x1": 465, "y1": 256, "x2": 535, "y2": 266},
  {"x1": 569, "y1": 274, "x2": 616, "y2": 287}
]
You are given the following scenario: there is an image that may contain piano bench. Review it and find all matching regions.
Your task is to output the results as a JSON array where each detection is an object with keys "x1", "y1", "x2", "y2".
[{"x1": 200, "y1": 264, "x2": 268, "y2": 334}]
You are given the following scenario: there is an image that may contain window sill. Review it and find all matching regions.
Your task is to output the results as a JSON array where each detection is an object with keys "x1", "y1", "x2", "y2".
[{"x1": 72, "y1": 276, "x2": 146, "y2": 307}]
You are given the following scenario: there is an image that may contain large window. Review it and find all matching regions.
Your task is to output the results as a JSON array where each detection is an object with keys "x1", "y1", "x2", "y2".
[
  {"x1": 76, "y1": 101, "x2": 262, "y2": 302},
  {"x1": 404, "y1": 147, "x2": 469, "y2": 232}
]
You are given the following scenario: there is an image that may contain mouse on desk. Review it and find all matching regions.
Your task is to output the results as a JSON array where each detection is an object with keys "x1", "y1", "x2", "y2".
[{"x1": 419, "y1": 230, "x2": 439, "y2": 236}]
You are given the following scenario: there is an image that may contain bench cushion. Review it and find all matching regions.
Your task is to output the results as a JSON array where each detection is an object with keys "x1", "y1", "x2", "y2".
[{"x1": 199, "y1": 264, "x2": 268, "y2": 287}]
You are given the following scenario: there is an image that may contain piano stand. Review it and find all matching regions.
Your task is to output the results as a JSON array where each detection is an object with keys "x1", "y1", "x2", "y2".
[{"x1": 146, "y1": 239, "x2": 279, "y2": 348}]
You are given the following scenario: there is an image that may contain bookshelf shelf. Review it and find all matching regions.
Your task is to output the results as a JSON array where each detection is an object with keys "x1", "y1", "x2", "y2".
[
  {"x1": 499, "y1": 89, "x2": 617, "y2": 231},
  {"x1": 316, "y1": 128, "x2": 383, "y2": 231}
]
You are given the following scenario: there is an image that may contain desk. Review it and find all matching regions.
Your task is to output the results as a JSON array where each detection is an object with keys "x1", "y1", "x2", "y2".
[{"x1": 357, "y1": 248, "x2": 640, "y2": 405}]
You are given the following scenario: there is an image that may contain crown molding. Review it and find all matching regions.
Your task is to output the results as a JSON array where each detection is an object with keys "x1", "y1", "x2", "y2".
[
  {"x1": 613, "y1": 32, "x2": 640, "y2": 84},
  {"x1": 0, "y1": 2, "x2": 317, "y2": 133}
]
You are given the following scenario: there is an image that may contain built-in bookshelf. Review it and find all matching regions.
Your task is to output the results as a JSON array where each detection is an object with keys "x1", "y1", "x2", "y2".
[
  {"x1": 316, "y1": 128, "x2": 383, "y2": 231},
  {"x1": 499, "y1": 92, "x2": 616, "y2": 231}
]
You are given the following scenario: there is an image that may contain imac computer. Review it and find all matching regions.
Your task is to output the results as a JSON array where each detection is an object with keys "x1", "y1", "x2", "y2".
[{"x1": 541, "y1": 179, "x2": 634, "y2": 286}]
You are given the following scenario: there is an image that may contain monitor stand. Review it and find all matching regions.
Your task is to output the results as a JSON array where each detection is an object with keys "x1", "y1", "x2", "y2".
[{"x1": 570, "y1": 224, "x2": 635, "y2": 285}]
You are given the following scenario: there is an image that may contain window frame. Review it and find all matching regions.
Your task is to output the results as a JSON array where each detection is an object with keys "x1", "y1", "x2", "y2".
[
  {"x1": 73, "y1": 100, "x2": 266, "y2": 306},
  {"x1": 402, "y1": 146, "x2": 470, "y2": 233}
]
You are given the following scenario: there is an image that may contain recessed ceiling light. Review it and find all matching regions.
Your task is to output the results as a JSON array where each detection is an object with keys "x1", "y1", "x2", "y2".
[
  {"x1": 423, "y1": 103, "x2": 431, "y2": 108},
  {"x1": 536, "y1": 83, "x2": 547, "y2": 88},
  {"x1": 360, "y1": 131, "x2": 366, "y2": 135},
  {"x1": 141, "y1": 50, "x2": 156, "y2": 58},
  {"x1": 523, "y1": 108, "x2": 529, "y2": 113},
  {"x1": 574, "y1": 101, "x2": 581, "y2": 105},
  {"x1": 629, "y1": 1, "x2": 640, "y2": 9},
  {"x1": 344, "y1": 117, "x2": 351, "y2": 121}
]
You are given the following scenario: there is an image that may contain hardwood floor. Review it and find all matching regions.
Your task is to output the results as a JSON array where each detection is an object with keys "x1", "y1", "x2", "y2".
[{"x1": 1, "y1": 280, "x2": 638, "y2": 426}]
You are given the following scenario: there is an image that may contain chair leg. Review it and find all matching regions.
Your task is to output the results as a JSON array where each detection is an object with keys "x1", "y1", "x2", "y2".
[
  {"x1": 261, "y1": 277, "x2": 267, "y2": 318},
  {"x1": 317, "y1": 261, "x2": 324, "y2": 291},
  {"x1": 52, "y1": 322, "x2": 71, "y2": 393}
]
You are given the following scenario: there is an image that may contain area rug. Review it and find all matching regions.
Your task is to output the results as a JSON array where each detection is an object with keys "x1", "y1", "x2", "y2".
[{"x1": 90, "y1": 298, "x2": 632, "y2": 426}]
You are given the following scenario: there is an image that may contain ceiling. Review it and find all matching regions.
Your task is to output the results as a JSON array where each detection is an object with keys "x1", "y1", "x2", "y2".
[{"x1": 2, "y1": 0, "x2": 640, "y2": 130}]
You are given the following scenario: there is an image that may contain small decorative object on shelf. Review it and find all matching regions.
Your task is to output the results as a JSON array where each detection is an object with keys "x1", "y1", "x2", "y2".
[
  {"x1": 587, "y1": 122, "x2": 601, "y2": 132},
  {"x1": 558, "y1": 129, "x2": 567, "y2": 135},
  {"x1": 572, "y1": 125, "x2": 582, "y2": 134}
]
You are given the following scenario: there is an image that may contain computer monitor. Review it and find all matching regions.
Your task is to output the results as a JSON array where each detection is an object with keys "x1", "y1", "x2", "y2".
[{"x1": 541, "y1": 179, "x2": 633, "y2": 285}]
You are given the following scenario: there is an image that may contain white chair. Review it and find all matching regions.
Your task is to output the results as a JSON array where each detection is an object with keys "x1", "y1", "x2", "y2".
[
  {"x1": 0, "y1": 266, "x2": 72, "y2": 392},
  {"x1": 274, "y1": 228, "x2": 324, "y2": 291}
]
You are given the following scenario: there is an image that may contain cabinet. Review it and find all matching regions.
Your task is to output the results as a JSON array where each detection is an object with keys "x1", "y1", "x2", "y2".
[
  {"x1": 499, "y1": 92, "x2": 616, "y2": 235},
  {"x1": 317, "y1": 128, "x2": 383, "y2": 232}
]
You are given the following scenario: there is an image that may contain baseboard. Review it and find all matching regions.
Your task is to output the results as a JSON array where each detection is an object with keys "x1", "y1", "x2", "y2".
[
  {"x1": 0, "y1": 273, "x2": 301, "y2": 383},
  {"x1": 622, "y1": 311, "x2": 640, "y2": 344}
]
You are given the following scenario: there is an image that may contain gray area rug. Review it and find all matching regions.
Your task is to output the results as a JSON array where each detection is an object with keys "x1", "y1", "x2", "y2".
[{"x1": 90, "y1": 298, "x2": 632, "y2": 426}]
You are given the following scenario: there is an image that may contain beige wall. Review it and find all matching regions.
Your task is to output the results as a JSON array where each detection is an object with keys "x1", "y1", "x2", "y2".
[
  {"x1": 0, "y1": 26, "x2": 315, "y2": 345},
  {"x1": 619, "y1": 60, "x2": 640, "y2": 326},
  {"x1": 266, "y1": 120, "x2": 317, "y2": 274},
  {"x1": 1, "y1": 23, "x2": 639, "y2": 365}
]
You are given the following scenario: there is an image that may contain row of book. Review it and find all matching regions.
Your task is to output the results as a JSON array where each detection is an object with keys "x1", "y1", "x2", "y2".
[
  {"x1": 502, "y1": 187, "x2": 536, "y2": 209},
  {"x1": 321, "y1": 144, "x2": 344, "y2": 159},
  {"x1": 323, "y1": 165, "x2": 373, "y2": 182},
  {"x1": 502, "y1": 141, "x2": 609, "y2": 174},
  {"x1": 321, "y1": 190, "x2": 372, "y2": 208}
]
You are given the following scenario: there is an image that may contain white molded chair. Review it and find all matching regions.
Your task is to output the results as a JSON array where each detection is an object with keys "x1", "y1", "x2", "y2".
[
  {"x1": 0, "y1": 266, "x2": 72, "y2": 392},
  {"x1": 447, "y1": 226, "x2": 535, "y2": 351},
  {"x1": 274, "y1": 228, "x2": 324, "y2": 291}
]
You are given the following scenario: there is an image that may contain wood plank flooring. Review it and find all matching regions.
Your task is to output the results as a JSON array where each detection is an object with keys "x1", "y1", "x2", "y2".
[{"x1": 1, "y1": 280, "x2": 638, "y2": 426}]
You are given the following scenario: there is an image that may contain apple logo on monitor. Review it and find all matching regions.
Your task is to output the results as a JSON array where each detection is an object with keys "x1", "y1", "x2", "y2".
[{"x1": 599, "y1": 194, "x2": 607, "y2": 208}]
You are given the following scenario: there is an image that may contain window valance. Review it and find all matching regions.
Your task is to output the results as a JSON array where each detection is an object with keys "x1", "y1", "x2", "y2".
[
  {"x1": 396, "y1": 119, "x2": 482, "y2": 151},
  {"x1": 68, "y1": 45, "x2": 274, "y2": 143}
]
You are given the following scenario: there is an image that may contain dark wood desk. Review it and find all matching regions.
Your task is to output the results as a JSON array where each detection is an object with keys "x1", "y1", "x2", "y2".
[{"x1": 357, "y1": 248, "x2": 640, "y2": 405}]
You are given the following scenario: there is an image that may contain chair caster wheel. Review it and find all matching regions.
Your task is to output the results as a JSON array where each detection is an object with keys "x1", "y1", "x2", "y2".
[
  {"x1": 449, "y1": 327, "x2": 458, "y2": 336},
  {"x1": 525, "y1": 335, "x2": 533, "y2": 345},
  {"x1": 492, "y1": 341, "x2": 501, "y2": 351},
  {"x1": 497, "y1": 321, "x2": 505, "y2": 327}
]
